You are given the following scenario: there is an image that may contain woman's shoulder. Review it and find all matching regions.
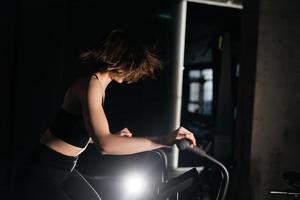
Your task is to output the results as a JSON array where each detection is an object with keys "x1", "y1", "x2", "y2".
[{"x1": 70, "y1": 75, "x2": 102, "y2": 98}]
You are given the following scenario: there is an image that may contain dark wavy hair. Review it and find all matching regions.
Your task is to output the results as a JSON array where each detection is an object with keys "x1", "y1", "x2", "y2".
[{"x1": 80, "y1": 30, "x2": 162, "y2": 83}]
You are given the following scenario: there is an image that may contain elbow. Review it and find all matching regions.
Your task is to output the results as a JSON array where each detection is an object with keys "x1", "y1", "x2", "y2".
[
  {"x1": 98, "y1": 143, "x2": 119, "y2": 155},
  {"x1": 90, "y1": 136, "x2": 107, "y2": 154},
  {"x1": 92, "y1": 141, "x2": 106, "y2": 154},
  {"x1": 103, "y1": 148, "x2": 116, "y2": 155},
  {"x1": 93, "y1": 136, "x2": 114, "y2": 155},
  {"x1": 98, "y1": 143, "x2": 111, "y2": 154}
]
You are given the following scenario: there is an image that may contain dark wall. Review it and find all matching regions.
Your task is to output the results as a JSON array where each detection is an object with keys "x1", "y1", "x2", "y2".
[
  {"x1": 9, "y1": 2, "x2": 68, "y2": 191},
  {"x1": 0, "y1": 1, "x2": 19, "y2": 197},
  {"x1": 0, "y1": 0, "x2": 178, "y2": 196},
  {"x1": 230, "y1": 0, "x2": 260, "y2": 199},
  {"x1": 249, "y1": 0, "x2": 300, "y2": 199},
  {"x1": 232, "y1": 0, "x2": 300, "y2": 200}
]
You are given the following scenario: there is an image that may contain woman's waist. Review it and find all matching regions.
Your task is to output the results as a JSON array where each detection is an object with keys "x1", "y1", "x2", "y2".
[
  {"x1": 30, "y1": 142, "x2": 79, "y2": 171},
  {"x1": 40, "y1": 129, "x2": 89, "y2": 157}
]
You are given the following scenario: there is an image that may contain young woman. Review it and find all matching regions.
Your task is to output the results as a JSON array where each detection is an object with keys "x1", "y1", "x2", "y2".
[{"x1": 14, "y1": 30, "x2": 196, "y2": 200}]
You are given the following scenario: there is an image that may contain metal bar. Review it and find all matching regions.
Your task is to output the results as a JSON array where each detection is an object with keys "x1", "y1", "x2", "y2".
[
  {"x1": 172, "y1": 0, "x2": 188, "y2": 169},
  {"x1": 187, "y1": 0, "x2": 243, "y2": 9}
]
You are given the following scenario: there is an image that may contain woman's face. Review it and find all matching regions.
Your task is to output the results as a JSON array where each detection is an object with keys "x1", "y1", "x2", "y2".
[
  {"x1": 113, "y1": 76, "x2": 124, "y2": 84},
  {"x1": 110, "y1": 73, "x2": 125, "y2": 84}
]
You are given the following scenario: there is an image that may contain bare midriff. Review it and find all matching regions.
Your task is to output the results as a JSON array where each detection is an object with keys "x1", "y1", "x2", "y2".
[{"x1": 40, "y1": 129, "x2": 90, "y2": 157}]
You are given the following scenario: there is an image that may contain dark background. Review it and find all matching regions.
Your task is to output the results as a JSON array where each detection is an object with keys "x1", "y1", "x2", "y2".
[
  {"x1": 0, "y1": 1, "x2": 179, "y2": 199},
  {"x1": 1, "y1": 0, "x2": 300, "y2": 200}
]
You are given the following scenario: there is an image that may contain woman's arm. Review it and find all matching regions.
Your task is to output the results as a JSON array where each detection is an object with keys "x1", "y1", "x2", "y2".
[
  {"x1": 80, "y1": 77, "x2": 196, "y2": 155},
  {"x1": 89, "y1": 128, "x2": 132, "y2": 144},
  {"x1": 80, "y1": 77, "x2": 167, "y2": 155}
]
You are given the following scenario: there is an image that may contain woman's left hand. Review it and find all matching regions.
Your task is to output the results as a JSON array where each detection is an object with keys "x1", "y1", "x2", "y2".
[{"x1": 164, "y1": 126, "x2": 197, "y2": 147}]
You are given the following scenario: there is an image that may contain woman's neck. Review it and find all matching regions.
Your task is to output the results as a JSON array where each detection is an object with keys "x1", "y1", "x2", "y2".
[{"x1": 94, "y1": 72, "x2": 112, "y2": 90}]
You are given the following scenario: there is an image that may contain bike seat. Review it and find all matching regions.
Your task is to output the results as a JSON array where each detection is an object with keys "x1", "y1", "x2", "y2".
[{"x1": 283, "y1": 171, "x2": 300, "y2": 189}]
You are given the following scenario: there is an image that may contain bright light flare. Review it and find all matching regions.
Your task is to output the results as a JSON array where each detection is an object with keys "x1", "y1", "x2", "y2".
[{"x1": 122, "y1": 172, "x2": 148, "y2": 196}]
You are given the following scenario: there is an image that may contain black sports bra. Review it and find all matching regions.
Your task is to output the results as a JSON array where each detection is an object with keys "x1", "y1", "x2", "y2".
[
  {"x1": 49, "y1": 74, "x2": 105, "y2": 148},
  {"x1": 49, "y1": 108, "x2": 90, "y2": 148}
]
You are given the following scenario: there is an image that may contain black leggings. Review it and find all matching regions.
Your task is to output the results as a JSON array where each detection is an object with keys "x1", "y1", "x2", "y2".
[{"x1": 13, "y1": 143, "x2": 101, "y2": 200}]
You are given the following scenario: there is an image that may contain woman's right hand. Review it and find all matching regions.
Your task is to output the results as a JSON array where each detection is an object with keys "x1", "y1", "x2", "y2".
[{"x1": 113, "y1": 128, "x2": 133, "y2": 138}]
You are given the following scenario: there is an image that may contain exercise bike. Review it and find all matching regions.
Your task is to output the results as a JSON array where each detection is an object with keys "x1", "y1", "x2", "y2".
[
  {"x1": 269, "y1": 171, "x2": 300, "y2": 200},
  {"x1": 155, "y1": 140, "x2": 230, "y2": 200},
  {"x1": 80, "y1": 140, "x2": 229, "y2": 200}
]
